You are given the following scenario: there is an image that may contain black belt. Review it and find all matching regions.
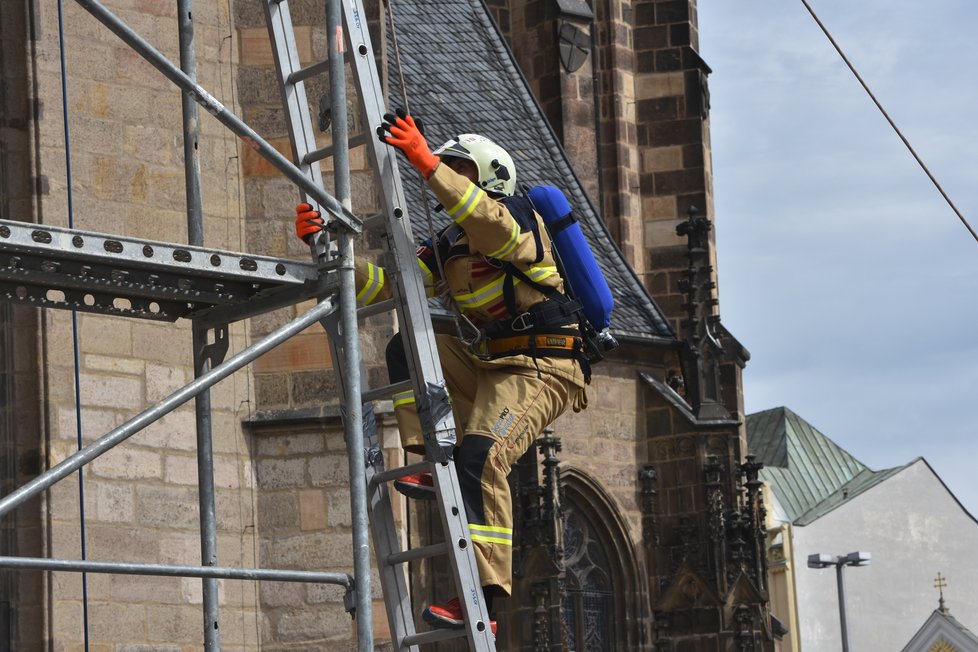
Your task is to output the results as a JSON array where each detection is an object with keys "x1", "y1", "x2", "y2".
[{"x1": 482, "y1": 298, "x2": 582, "y2": 338}]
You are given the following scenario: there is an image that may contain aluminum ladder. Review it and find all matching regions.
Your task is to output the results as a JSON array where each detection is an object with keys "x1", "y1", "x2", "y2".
[{"x1": 262, "y1": 0, "x2": 497, "y2": 649}]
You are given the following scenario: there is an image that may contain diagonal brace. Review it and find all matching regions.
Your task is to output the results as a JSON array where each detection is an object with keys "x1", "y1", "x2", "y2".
[{"x1": 0, "y1": 299, "x2": 337, "y2": 518}]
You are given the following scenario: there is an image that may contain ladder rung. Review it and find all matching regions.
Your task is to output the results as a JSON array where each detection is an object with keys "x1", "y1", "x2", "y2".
[
  {"x1": 362, "y1": 213, "x2": 386, "y2": 231},
  {"x1": 386, "y1": 542, "x2": 449, "y2": 566},
  {"x1": 402, "y1": 627, "x2": 469, "y2": 646},
  {"x1": 370, "y1": 460, "x2": 430, "y2": 487},
  {"x1": 288, "y1": 53, "x2": 352, "y2": 85},
  {"x1": 302, "y1": 132, "x2": 368, "y2": 166},
  {"x1": 288, "y1": 58, "x2": 329, "y2": 84},
  {"x1": 356, "y1": 297, "x2": 395, "y2": 320},
  {"x1": 360, "y1": 378, "x2": 411, "y2": 404}
]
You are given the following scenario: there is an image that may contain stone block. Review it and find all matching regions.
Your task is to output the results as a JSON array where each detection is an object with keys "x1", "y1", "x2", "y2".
[
  {"x1": 80, "y1": 371, "x2": 143, "y2": 410},
  {"x1": 257, "y1": 493, "x2": 300, "y2": 530},
  {"x1": 79, "y1": 316, "x2": 133, "y2": 356},
  {"x1": 642, "y1": 145, "x2": 682, "y2": 173},
  {"x1": 179, "y1": 576, "x2": 204, "y2": 605},
  {"x1": 276, "y1": 605, "x2": 351, "y2": 641},
  {"x1": 642, "y1": 194, "x2": 678, "y2": 220},
  {"x1": 145, "y1": 363, "x2": 189, "y2": 403},
  {"x1": 289, "y1": 369, "x2": 338, "y2": 406},
  {"x1": 90, "y1": 446, "x2": 162, "y2": 481},
  {"x1": 135, "y1": 485, "x2": 200, "y2": 530},
  {"x1": 239, "y1": 26, "x2": 315, "y2": 67},
  {"x1": 255, "y1": 373, "x2": 290, "y2": 409},
  {"x1": 326, "y1": 488, "x2": 352, "y2": 528},
  {"x1": 136, "y1": 408, "x2": 197, "y2": 451},
  {"x1": 299, "y1": 489, "x2": 326, "y2": 531},
  {"x1": 85, "y1": 523, "x2": 161, "y2": 564},
  {"x1": 82, "y1": 353, "x2": 144, "y2": 376},
  {"x1": 644, "y1": 218, "x2": 685, "y2": 249},
  {"x1": 145, "y1": 604, "x2": 201, "y2": 642},
  {"x1": 253, "y1": 331, "x2": 333, "y2": 373},
  {"x1": 256, "y1": 431, "x2": 325, "y2": 458},
  {"x1": 259, "y1": 581, "x2": 305, "y2": 609},
  {"x1": 112, "y1": 574, "x2": 182, "y2": 605},
  {"x1": 87, "y1": 602, "x2": 147, "y2": 641},
  {"x1": 90, "y1": 480, "x2": 135, "y2": 523},
  {"x1": 131, "y1": 323, "x2": 191, "y2": 365},
  {"x1": 49, "y1": 599, "x2": 85, "y2": 644},
  {"x1": 163, "y1": 453, "x2": 198, "y2": 486},
  {"x1": 635, "y1": 71, "x2": 685, "y2": 100},
  {"x1": 256, "y1": 457, "x2": 306, "y2": 489},
  {"x1": 308, "y1": 454, "x2": 347, "y2": 487},
  {"x1": 158, "y1": 532, "x2": 200, "y2": 565}
]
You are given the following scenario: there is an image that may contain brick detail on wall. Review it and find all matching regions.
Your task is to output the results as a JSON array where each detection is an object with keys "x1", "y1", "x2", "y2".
[
  {"x1": 592, "y1": 0, "x2": 645, "y2": 272},
  {"x1": 635, "y1": 0, "x2": 718, "y2": 334}
]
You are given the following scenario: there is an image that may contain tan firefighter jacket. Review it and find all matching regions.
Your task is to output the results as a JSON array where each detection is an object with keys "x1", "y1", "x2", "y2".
[{"x1": 354, "y1": 163, "x2": 587, "y2": 390}]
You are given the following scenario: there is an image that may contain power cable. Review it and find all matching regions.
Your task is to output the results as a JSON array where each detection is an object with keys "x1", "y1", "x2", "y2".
[
  {"x1": 55, "y1": 0, "x2": 91, "y2": 649},
  {"x1": 384, "y1": 0, "x2": 483, "y2": 346},
  {"x1": 799, "y1": 0, "x2": 978, "y2": 244}
]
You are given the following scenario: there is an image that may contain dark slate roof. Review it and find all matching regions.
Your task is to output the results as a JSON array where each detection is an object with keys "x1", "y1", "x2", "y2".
[
  {"x1": 747, "y1": 406, "x2": 910, "y2": 524},
  {"x1": 386, "y1": 0, "x2": 674, "y2": 342}
]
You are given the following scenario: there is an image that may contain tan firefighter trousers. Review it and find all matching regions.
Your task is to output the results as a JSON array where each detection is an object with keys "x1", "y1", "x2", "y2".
[{"x1": 390, "y1": 334, "x2": 578, "y2": 595}]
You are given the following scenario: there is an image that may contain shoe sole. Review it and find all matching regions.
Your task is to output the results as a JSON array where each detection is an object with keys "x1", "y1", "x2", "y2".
[
  {"x1": 393, "y1": 480, "x2": 436, "y2": 500},
  {"x1": 422, "y1": 606, "x2": 463, "y2": 629},
  {"x1": 422, "y1": 608, "x2": 497, "y2": 636}
]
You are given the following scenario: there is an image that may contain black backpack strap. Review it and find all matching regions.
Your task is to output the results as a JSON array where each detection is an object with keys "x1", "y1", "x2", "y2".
[{"x1": 501, "y1": 194, "x2": 544, "y2": 264}]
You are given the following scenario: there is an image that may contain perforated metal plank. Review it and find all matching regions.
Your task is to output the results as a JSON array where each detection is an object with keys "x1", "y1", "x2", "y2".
[{"x1": 0, "y1": 219, "x2": 320, "y2": 321}]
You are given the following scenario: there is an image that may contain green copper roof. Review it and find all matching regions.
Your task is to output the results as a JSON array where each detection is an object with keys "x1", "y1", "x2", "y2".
[{"x1": 746, "y1": 407, "x2": 907, "y2": 524}]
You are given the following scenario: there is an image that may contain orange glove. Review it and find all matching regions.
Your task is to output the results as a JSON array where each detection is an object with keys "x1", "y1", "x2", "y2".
[
  {"x1": 377, "y1": 108, "x2": 439, "y2": 178},
  {"x1": 295, "y1": 203, "x2": 325, "y2": 242}
]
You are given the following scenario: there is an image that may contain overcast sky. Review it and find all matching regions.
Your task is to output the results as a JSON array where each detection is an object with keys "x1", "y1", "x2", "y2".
[{"x1": 698, "y1": 1, "x2": 978, "y2": 519}]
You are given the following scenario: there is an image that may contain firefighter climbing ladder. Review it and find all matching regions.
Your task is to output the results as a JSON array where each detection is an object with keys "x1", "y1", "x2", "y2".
[
  {"x1": 265, "y1": 0, "x2": 496, "y2": 648},
  {"x1": 0, "y1": 0, "x2": 495, "y2": 650}
]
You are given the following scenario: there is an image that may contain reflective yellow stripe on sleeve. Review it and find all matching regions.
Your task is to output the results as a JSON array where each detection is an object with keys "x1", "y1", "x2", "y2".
[
  {"x1": 417, "y1": 259, "x2": 435, "y2": 297},
  {"x1": 447, "y1": 184, "x2": 484, "y2": 224},
  {"x1": 453, "y1": 265, "x2": 558, "y2": 311},
  {"x1": 484, "y1": 219, "x2": 521, "y2": 260},
  {"x1": 469, "y1": 524, "x2": 513, "y2": 546},
  {"x1": 356, "y1": 263, "x2": 385, "y2": 307}
]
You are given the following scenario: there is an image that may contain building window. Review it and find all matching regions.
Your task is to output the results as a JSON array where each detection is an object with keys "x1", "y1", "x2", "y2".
[{"x1": 562, "y1": 503, "x2": 616, "y2": 650}]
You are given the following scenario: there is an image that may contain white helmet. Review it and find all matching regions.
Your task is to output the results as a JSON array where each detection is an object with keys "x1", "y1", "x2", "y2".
[{"x1": 433, "y1": 134, "x2": 517, "y2": 197}]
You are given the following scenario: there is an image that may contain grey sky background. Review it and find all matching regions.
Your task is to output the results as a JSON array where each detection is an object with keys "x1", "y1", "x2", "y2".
[{"x1": 698, "y1": 1, "x2": 978, "y2": 518}]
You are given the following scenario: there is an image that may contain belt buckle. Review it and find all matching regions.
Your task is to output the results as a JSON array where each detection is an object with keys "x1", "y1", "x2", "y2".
[{"x1": 510, "y1": 312, "x2": 533, "y2": 332}]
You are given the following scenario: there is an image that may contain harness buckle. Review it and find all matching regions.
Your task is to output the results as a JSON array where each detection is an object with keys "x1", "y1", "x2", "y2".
[{"x1": 510, "y1": 312, "x2": 535, "y2": 332}]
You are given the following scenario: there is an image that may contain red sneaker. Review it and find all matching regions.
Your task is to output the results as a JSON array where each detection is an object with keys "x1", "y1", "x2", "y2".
[
  {"x1": 393, "y1": 472, "x2": 435, "y2": 500},
  {"x1": 422, "y1": 597, "x2": 497, "y2": 636}
]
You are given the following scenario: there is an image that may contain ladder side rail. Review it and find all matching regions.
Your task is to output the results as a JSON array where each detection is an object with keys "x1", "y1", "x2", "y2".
[
  {"x1": 339, "y1": 0, "x2": 456, "y2": 459},
  {"x1": 262, "y1": 0, "x2": 333, "y2": 264},
  {"x1": 72, "y1": 0, "x2": 360, "y2": 234},
  {"x1": 339, "y1": 2, "x2": 496, "y2": 649}
]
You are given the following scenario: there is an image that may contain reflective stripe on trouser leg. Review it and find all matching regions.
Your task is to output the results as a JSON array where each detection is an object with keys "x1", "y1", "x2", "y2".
[
  {"x1": 458, "y1": 366, "x2": 575, "y2": 595},
  {"x1": 390, "y1": 334, "x2": 477, "y2": 451}
]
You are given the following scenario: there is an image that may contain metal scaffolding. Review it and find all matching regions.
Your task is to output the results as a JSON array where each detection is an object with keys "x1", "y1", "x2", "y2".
[{"x1": 0, "y1": 0, "x2": 370, "y2": 648}]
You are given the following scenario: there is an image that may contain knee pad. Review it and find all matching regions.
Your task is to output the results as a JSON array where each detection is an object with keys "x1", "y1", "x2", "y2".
[
  {"x1": 455, "y1": 434, "x2": 495, "y2": 523},
  {"x1": 385, "y1": 333, "x2": 410, "y2": 383}
]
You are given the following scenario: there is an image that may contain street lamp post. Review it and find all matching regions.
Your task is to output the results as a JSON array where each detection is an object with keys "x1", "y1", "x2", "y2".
[{"x1": 807, "y1": 551, "x2": 871, "y2": 652}]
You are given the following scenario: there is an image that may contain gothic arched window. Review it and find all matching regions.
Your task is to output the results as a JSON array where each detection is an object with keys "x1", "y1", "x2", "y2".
[
  {"x1": 563, "y1": 503, "x2": 616, "y2": 650},
  {"x1": 560, "y1": 468, "x2": 650, "y2": 651}
]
